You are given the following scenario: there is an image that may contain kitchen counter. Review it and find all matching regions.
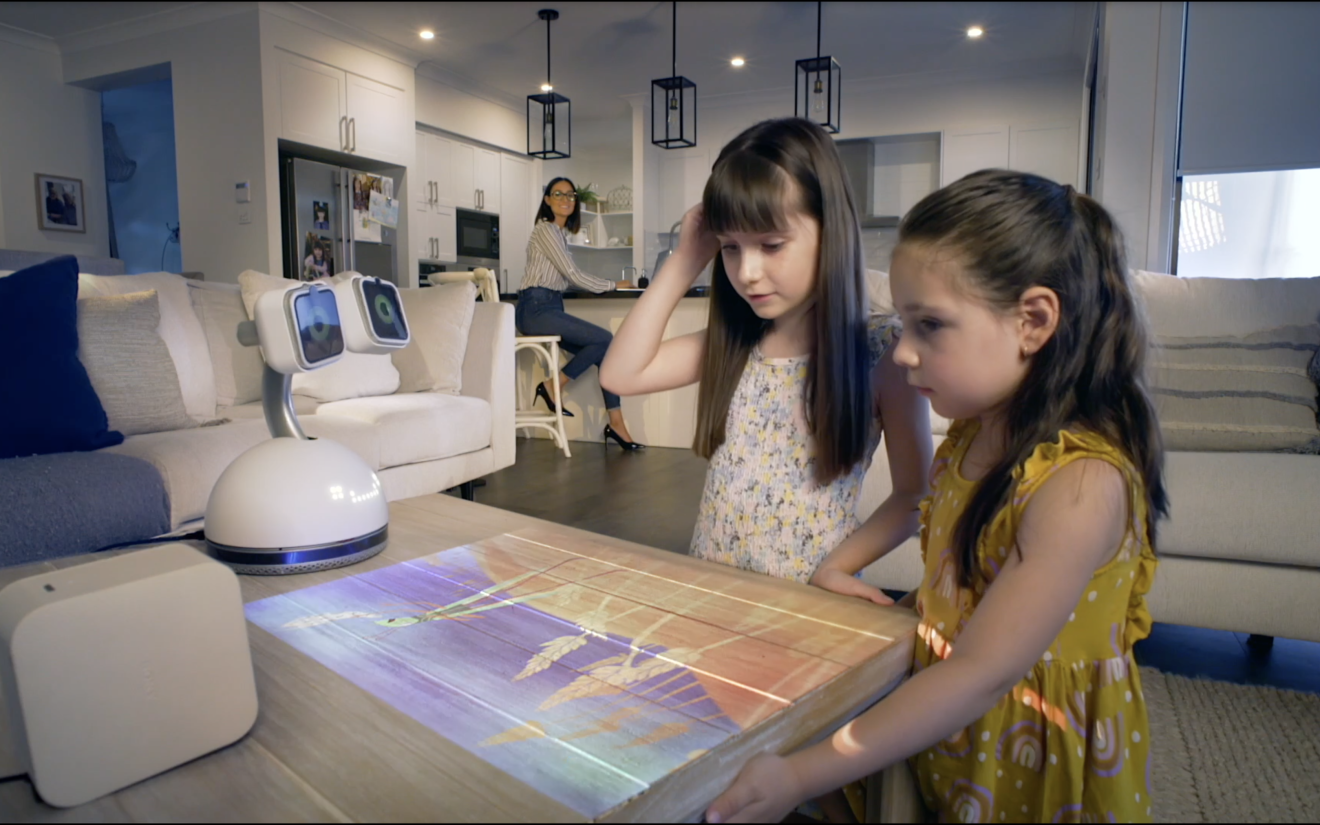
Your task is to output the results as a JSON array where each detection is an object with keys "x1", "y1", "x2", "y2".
[
  {"x1": 510, "y1": 289, "x2": 709, "y2": 450},
  {"x1": 499, "y1": 286, "x2": 709, "y2": 301}
]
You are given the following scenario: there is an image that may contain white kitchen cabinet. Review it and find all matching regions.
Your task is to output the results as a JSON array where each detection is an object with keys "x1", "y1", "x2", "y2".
[
  {"x1": 416, "y1": 204, "x2": 456, "y2": 263},
  {"x1": 346, "y1": 73, "x2": 407, "y2": 164},
  {"x1": 278, "y1": 50, "x2": 346, "y2": 152},
  {"x1": 414, "y1": 132, "x2": 430, "y2": 209},
  {"x1": 419, "y1": 132, "x2": 502, "y2": 214},
  {"x1": 275, "y1": 49, "x2": 406, "y2": 163},
  {"x1": 450, "y1": 141, "x2": 475, "y2": 209},
  {"x1": 415, "y1": 131, "x2": 454, "y2": 209},
  {"x1": 475, "y1": 148, "x2": 501, "y2": 214},
  {"x1": 499, "y1": 154, "x2": 531, "y2": 293},
  {"x1": 941, "y1": 126, "x2": 1009, "y2": 186}
]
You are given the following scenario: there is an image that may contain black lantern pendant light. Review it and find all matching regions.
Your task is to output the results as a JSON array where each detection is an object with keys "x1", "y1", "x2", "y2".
[
  {"x1": 651, "y1": 1, "x2": 696, "y2": 149},
  {"x1": 528, "y1": 9, "x2": 571, "y2": 159},
  {"x1": 795, "y1": 1, "x2": 841, "y2": 134}
]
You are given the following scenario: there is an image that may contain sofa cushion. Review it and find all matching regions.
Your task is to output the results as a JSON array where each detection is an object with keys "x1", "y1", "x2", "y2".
[
  {"x1": 0, "y1": 255, "x2": 123, "y2": 459},
  {"x1": 1160, "y1": 450, "x2": 1320, "y2": 568},
  {"x1": 0, "y1": 452, "x2": 170, "y2": 566},
  {"x1": 104, "y1": 419, "x2": 269, "y2": 529},
  {"x1": 78, "y1": 271, "x2": 218, "y2": 422},
  {"x1": 392, "y1": 282, "x2": 477, "y2": 395},
  {"x1": 189, "y1": 281, "x2": 264, "y2": 407},
  {"x1": 1134, "y1": 270, "x2": 1320, "y2": 339},
  {"x1": 299, "y1": 414, "x2": 381, "y2": 470},
  {"x1": 78, "y1": 290, "x2": 197, "y2": 436},
  {"x1": 238, "y1": 269, "x2": 401, "y2": 402},
  {"x1": 1150, "y1": 325, "x2": 1320, "y2": 452},
  {"x1": 219, "y1": 396, "x2": 320, "y2": 420},
  {"x1": 315, "y1": 394, "x2": 492, "y2": 468}
]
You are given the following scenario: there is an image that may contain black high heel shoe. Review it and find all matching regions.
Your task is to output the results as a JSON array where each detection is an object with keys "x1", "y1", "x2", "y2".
[
  {"x1": 604, "y1": 425, "x2": 645, "y2": 451},
  {"x1": 535, "y1": 382, "x2": 573, "y2": 417}
]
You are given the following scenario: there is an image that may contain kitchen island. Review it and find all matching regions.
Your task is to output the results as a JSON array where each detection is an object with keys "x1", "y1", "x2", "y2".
[{"x1": 504, "y1": 287, "x2": 709, "y2": 449}]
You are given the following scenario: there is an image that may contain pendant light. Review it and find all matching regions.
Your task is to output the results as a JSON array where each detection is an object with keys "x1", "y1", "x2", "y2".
[
  {"x1": 651, "y1": 1, "x2": 696, "y2": 149},
  {"x1": 794, "y1": 1, "x2": 841, "y2": 134},
  {"x1": 528, "y1": 9, "x2": 571, "y2": 159}
]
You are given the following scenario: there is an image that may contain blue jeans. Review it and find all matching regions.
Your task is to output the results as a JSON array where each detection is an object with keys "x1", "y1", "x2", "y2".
[{"x1": 515, "y1": 287, "x2": 621, "y2": 410}]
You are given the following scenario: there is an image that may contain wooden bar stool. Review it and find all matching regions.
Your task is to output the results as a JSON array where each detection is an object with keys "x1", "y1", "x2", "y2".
[{"x1": 514, "y1": 335, "x2": 572, "y2": 458}]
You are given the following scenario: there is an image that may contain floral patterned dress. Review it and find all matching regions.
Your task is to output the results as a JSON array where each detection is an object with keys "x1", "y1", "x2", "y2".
[
  {"x1": 912, "y1": 419, "x2": 1157, "y2": 823},
  {"x1": 689, "y1": 315, "x2": 901, "y2": 581}
]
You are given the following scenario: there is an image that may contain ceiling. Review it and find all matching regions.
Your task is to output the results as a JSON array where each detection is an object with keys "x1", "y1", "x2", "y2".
[{"x1": 0, "y1": 1, "x2": 1096, "y2": 120}]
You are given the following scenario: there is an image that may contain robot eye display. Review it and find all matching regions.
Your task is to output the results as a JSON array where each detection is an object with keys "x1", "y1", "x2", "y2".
[
  {"x1": 360, "y1": 279, "x2": 408, "y2": 343},
  {"x1": 291, "y1": 286, "x2": 344, "y2": 366}
]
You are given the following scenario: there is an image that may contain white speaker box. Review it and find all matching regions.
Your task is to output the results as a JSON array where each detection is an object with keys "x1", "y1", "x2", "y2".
[{"x1": 0, "y1": 543, "x2": 258, "y2": 808}]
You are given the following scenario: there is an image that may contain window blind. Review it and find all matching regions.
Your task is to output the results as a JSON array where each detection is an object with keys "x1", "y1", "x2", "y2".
[{"x1": 1178, "y1": 2, "x2": 1320, "y2": 176}]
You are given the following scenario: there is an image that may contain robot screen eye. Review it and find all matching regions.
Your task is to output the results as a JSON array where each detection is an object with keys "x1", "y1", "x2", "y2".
[
  {"x1": 292, "y1": 287, "x2": 344, "y2": 365},
  {"x1": 361, "y1": 279, "x2": 408, "y2": 342}
]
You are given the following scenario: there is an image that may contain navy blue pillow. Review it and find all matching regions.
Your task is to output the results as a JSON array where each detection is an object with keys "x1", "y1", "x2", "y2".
[{"x1": 0, "y1": 255, "x2": 123, "y2": 459}]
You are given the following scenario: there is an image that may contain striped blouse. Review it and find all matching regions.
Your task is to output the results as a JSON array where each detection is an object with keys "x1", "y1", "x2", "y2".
[{"x1": 520, "y1": 220, "x2": 615, "y2": 294}]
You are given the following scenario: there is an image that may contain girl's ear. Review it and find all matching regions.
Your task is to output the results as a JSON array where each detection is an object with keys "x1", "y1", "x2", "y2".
[{"x1": 1017, "y1": 286, "x2": 1060, "y2": 358}]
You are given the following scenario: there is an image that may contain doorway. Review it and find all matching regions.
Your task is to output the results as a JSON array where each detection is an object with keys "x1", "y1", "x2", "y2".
[{"x1": 101, "y1": 77, "x2": 181, "y2": 273}]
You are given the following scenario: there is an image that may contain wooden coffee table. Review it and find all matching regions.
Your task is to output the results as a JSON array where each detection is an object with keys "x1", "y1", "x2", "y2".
[{"x1": 0, "y1": 494, "x2": 916, "y2": 822}]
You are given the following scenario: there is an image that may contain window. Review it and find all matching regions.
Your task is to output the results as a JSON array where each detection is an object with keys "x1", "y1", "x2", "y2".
[{"x1": 1176, "y1": 168, "x2": 1320, "y2": 279}]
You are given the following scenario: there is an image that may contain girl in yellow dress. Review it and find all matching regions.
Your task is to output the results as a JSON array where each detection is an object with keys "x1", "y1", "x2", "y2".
[{"x1": 707, "y1": 168, "x2": 1168, "y2": 824}]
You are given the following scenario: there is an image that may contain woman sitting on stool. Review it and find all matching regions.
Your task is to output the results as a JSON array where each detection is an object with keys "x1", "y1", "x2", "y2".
[{"x1": 517, "y1": 176, "x2": 644, "y2": 450}]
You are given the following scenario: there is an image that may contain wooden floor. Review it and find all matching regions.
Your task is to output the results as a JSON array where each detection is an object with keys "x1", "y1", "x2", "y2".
[
  {"x1": 471, "y1": 437, "x2": 708, "y2": 556},
  {"x1": 469, "y1": 437, "x2": 1320, "y2": 695}
]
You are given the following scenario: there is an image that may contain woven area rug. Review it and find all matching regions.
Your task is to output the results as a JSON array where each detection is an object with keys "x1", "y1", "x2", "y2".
[{"x1": 1143, "y1": 666, "x2": 1320, "y2": 822}]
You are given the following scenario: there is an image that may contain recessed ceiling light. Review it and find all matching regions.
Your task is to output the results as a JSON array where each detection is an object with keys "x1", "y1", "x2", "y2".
[
  {"x1": 731, "y1": 57, "x2": 745, "y2": 67},
  {"x1": 966, "y1": 26, "x2": 984, "y2": 38},
  {"x1": 420, "y1": 30, "x2": 435, "y2": 40},
  {"x1": 541, "y1": 83, "x2": 553, "y2": 92}
]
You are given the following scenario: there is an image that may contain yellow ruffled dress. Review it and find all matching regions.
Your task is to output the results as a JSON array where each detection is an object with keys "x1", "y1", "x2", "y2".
[{"x1": 911, "y1": 420, "x2": 1157, "y2": 823}]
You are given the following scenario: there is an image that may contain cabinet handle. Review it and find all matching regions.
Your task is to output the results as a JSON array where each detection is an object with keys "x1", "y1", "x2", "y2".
[
  {"x1": 340, "y1": 116, "x2": 348, "y2": 151},
  {"x1": 350, "y1": 118, "x2": 357, "y2": 152},
  {"x1": 430, "y1": 181, "x2": 435, "y2": 204}
]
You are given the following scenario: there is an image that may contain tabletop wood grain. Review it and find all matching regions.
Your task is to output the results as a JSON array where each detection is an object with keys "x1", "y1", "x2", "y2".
[{"x1": 0, "y1": 494, "x2": 916, "y2": 822}]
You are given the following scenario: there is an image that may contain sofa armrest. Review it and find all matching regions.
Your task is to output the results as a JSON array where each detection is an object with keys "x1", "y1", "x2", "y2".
[{"x1": 462, "y1": 302, "x2": 515, "y2": 472}]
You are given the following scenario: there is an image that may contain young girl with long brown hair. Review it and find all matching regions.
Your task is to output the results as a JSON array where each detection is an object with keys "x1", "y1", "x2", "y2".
[
  {"x1": 603, "y1": 117, "x2": 933, "y2": 606},
  {"x1": 706, "y1": 168, "x2": 1169, "y2": 823}
]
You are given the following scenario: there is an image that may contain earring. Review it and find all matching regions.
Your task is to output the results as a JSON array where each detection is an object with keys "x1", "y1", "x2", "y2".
[{"x1": 1021, "y1": 344, "x2": 1033, "y2": 358}]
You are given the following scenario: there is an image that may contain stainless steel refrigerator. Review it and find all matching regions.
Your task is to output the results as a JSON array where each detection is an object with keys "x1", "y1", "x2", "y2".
[{"x1": 281, "y1": 156, "x2": 400, "y2": 284}]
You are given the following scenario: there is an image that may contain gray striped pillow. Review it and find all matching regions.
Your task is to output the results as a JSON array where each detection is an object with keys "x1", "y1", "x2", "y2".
[
  {"x1": 1150, "y1": 325, "x2": 1320, "y2": 452},
  {"x1": 77, "y1": 290, "x2": 196, "y2": 437}
]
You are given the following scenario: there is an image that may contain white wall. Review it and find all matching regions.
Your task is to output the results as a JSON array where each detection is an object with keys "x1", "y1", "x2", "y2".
[
  {"x1": 639, "y1": 65, "x2": 1085, "y2": 253},
  {"x1": 1090, "y1": 1, "x2": 1182, "y2": 273},
  {"x1": 541, "y1": 117, "x2": 632, "y2": 206},
  {"x1": 0, "y1": 30, "x2": 109, "y2": 258},
  {"x1": 61, "y1": 10, "x2": 268, "y2": 283}
]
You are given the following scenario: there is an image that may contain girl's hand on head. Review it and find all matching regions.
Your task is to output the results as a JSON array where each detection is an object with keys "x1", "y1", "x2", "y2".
[
  {"x1": 675, "y1": 203, "x2": 721, "y2": 272},
  {"x1": 705, "y1": 752, "x2": 800, "y2": 824},
  {"x1": 810, "y1": 567, "x2": 895, "y2": 606}
]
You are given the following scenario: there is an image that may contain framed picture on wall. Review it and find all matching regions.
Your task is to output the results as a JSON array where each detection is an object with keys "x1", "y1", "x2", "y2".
[{"x1": 35, "y1": 174, "x2": 86, "y2": 233}]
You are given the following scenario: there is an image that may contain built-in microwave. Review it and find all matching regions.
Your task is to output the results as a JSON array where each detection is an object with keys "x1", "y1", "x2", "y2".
[{"x1": 456, "y1": 209, "x2": 499, "y2": 261}]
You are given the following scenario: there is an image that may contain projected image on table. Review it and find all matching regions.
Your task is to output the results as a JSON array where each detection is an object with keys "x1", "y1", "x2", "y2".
[{"x1": 245, "y1": 531, "x2": 844, "y2": 818}]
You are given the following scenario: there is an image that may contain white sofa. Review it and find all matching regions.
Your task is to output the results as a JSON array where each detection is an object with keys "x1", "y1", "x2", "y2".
[
  {"x1": 79, "y1": 271, "x2": 515, "y2": 538},
  {"x1": 859, "y1": 270, "x2": 1320, "y2": 644}
]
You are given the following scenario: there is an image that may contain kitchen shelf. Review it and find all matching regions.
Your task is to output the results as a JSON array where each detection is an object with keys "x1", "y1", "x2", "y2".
[
  {"x1": 581, "y1": 210, "x2": 632, "y2": 217},
  {"x1": 568, "y1": 243, "x2": 633, "y2": 251}
]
